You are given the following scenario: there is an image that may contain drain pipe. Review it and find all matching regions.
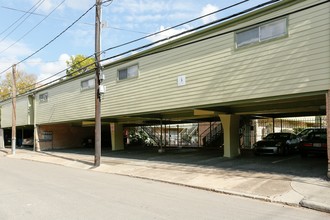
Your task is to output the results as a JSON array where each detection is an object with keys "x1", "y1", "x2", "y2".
[{"x1": 33, "y1": 93, "x2": 40, "y2": 151}]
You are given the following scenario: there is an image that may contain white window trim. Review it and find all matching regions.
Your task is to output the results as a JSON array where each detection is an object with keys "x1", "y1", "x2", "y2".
[
  {"x1": 117, "y1": 64, "x2": 139, "y2": 81},
  {"x1": 236, "y1": 17, "x2": 288, "y2": 48},
  {"x1": 81, "y1": 78, "x2": 95, "y2": 91}
]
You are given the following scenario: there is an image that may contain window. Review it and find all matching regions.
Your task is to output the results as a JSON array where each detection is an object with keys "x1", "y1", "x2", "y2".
[
  {"x1": 81, "y1": 78, "x2": 95, "y2": 90},
  {"x1": 236, "y1": 18, "x2": 287, "y2": 48},
  {"x1": 42, "y1": 131, "x2": 53, "y2": 141},
  {"x1": 118, "y1": 64, "x2": 138, "y2": 80},
  {"x1": 39, "y1": 93, "x2": 48, "y2": 103}
]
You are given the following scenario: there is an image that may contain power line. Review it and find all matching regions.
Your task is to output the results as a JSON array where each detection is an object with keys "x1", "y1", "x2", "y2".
[
  {"x1": 1, "y1": 0, "x2": 285, "y2": 100},
  {"x1": 0, "y1": 0, "x2": 43, "y2": 36},
  {"x1": 102, "y1": 0, "x2": 114, "y2": 7},
  {"x1": 0, "y1": 0, "x2": 65, "y2": 55},
  {"x1": 101, "y1": 0, "x2": 329, "y2": 64},
  {"x1": 0, "y1": 0, "x2": 248, "y2": 78},
  {"x1": 101, "y1": 0, "x2": 281, "y2": 58},
  {"x1": 0, "y1": 0, "x2": 47, "y2": 44},
  {"x1": 0, "y1": 3, "x2": 96, "y2": 76},
  {"x1": 0, "y1": 0, "x2": 250, "y2": 78},
  {"x1": 102, "y1": 0, "x2": 252, "y2": 55},
  {"x1": 0, "y1": 0, "x2": 252, "y2": 99},
  {"x1": 1, "y1": 5, "x2": 149, "y2": 35}
]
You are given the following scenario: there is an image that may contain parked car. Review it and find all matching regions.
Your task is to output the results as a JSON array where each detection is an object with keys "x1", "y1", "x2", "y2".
[
  {"x1": 253, "y1": 132, "x2": 299, "y2": 155},
  {"x1": 297, "y1": 127, "x2": 324, "y2": 139},
  {"x1": 299, "y1": 128, "x2": 327, "y2": 157},
  {"x1": 22, "y1": 137, "x2": 34, "y2": 147}
]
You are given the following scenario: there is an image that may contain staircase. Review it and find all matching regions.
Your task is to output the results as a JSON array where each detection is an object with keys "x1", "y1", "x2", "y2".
[
  {"x1": 140, "y1": 122, "x2": 223, "y2": 148},
  {"x1": 200, "y1": 122, "x2": 224, "y2": 148},
  {"x1": 179, "y1": 124, "x2": 198, "y2": 146},
  {"x1": 140, "y1": 126, "x2": 161, "y2": 147}
]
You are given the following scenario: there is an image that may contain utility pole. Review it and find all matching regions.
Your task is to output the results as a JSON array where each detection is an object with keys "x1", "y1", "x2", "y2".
[
  {"x1": 94, "y1": 0, "x2": 102, "y2": 166},
  {"x1": 11, "y1": 64, "x2": 17, "y2": 155}
]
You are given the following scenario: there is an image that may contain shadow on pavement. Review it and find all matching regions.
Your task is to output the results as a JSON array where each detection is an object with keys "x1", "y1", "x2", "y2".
[{"x1": 41, "y1": 145, "x2": 329, "y2": 181}]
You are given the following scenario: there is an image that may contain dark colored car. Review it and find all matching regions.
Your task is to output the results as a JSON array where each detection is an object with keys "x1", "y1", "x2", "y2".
[
  {"x1": 299, "y1": 128, "x2": 327, "y2": 157},
  {"x1": 253, "y1": 132, "x2": 298, "y2": 155}
]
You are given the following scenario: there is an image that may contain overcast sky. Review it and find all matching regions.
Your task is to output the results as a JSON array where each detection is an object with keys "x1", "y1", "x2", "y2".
[{"x1": 0, "y1": 0, "x2": 271, "y2": 82}]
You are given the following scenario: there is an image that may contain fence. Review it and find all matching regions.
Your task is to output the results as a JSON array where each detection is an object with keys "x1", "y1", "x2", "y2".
[{"x1": 240, "y1": 116, "x2": 327, "y2": 149}]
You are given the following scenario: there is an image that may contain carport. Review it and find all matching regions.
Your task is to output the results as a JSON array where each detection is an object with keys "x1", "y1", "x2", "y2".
[
  {"x1": 107, "y1": 92, "x2": 329, "y2": 177},
  {"x1": 33, "y1": 122, "x2": 111, "y2": 151}
]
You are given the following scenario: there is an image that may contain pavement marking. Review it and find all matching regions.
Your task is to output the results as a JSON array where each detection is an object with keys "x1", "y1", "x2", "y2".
[{"x1": 272, "y1": 156, "x2": 299, "y2": 164}]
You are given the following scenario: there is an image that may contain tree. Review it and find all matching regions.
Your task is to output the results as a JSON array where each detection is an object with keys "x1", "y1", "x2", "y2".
[
  {"x1": 0, "y1": 71, "x2": 37, "y2": 101},
  {"x1": 66, "y1": 54, "x2": 96, "y2": 77}
]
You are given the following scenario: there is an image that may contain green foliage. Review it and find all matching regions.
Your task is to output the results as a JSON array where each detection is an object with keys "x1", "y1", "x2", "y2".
[
  {"x1": 0, "y1": 71, "x2": 37, "y2": 101},
  {"x1": 66, "y1": 54, "x2": 96, "y2": 77}
]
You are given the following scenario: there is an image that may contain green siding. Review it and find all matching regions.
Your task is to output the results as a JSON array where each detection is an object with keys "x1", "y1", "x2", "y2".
[
  {"x1": 36, "y1": 75, "x2": 95, "y2": 124},
  {"x1": 3, "y1": 0, "x2": 328, "y2": 125},
  {"x1": 101, "y1": 0, "x2": 330, "y2": 116},
  {"x1": 0, "y1": 96, "x2": 31, "y2": 128}
]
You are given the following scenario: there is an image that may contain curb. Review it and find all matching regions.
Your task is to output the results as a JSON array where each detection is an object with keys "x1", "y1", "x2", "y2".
[
  {"x1": 300, "y1": 199, "x2": 330, "y2": 213},
  {"x1": 4, "y1": 151, "x2": 330, "y2": 214},
  {"x1": 93, "y1": 166, "x2": 302, "y2": 208}
]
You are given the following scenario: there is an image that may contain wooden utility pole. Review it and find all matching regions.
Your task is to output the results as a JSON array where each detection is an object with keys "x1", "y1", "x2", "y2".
[
  {"x1": 11, "y1": 64, "x2": 17, "y2": 155},
  {"x1": 94, "y1": 0, "x2": 102, "y2": 166}
]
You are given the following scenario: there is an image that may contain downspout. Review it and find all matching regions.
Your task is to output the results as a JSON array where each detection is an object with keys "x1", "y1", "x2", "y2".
[{"x1": 33, "y1": 93, "x2": 40, "y2": 151}]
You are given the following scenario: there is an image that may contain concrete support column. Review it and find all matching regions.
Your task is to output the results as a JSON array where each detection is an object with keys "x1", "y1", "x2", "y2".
[
  {"x1": 219, "y1": 114, "x2": 240, "y2": 158},
  {"x1": 34, "y1": 125, "x2": 40, "y2": 151},
  {"x1": 326, "y1": 91, "x2": 330, "y2": 178},
  {"x1": 111, "y1": 123, "x2": 124, "y2": 151},
  {"x1": 0, "y1": 129, "x2": 4, "y2": 149}
]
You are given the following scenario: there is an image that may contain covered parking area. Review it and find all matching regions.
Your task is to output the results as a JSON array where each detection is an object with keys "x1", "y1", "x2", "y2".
[
  {"x1": 32, "y1": 121, "x2": 111, "y2": 151},
  {"x1": 107, "y1": 91, "x2": 329, "y2": 177}
]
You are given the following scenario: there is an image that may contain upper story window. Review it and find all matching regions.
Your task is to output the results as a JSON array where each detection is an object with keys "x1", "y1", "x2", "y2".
[
  {"x1": 236, "y1": 18, "x2": 287, "y2": 48},
  {"x1": 81, "y1": 78, "x2": 95, "y2": 91},
  {"x1": 118, "y1": 64, "x2": 139, "y2": 81},
  {"x1": 39, "y1": 93, "x2": 48, "y2": 103}
]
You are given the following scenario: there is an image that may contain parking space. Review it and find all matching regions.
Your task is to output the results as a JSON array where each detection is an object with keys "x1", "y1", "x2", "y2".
[{"x1": 46, "y1": 146, "x2": 328, "y2": 180}]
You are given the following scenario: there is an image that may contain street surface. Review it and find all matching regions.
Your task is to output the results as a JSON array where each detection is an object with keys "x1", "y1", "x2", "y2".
[{"x1": 0, "y1": 157, "x2": 329, "y2": 220}]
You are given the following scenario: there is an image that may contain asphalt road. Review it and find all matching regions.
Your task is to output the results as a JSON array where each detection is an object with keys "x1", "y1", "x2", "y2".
[{"x1": 0, "y1": 157, "x2": 329, "y2": 220}]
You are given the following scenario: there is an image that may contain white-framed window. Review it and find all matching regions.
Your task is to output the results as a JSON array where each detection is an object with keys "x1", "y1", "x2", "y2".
[
  {"x1": 39, "y1": 93, "x2": 48, "y2": 103},
  {"x1": 236, "y1": 18, "x2": 287, "y2": 48},
  {"x1": 81, "y1": 78, "x2": 95, "y2": 91},
  {"x1": 118, "y1": 64, "x2": 139, "y2": 81}
]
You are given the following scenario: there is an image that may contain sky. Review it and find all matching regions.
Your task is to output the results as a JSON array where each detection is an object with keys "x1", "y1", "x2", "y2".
[{"x1": 0, "y1": 0, "x2": 272, "y2": 83}]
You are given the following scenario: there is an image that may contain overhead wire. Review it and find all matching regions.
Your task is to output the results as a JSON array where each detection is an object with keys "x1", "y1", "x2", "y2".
[
  {"x1": 1, "y1": 0, "x2": 284, "y2": 99},
  {"x1": 102, "y1": 0, "x2": 251, "y2": 55},
  {"x1": 1, "y1": 4, "x2": 148, "y2": 35},
  {"x1": 0, "y1": 3, "x2": 96, "y2": 76},
  {"x1": 38, "y1": 0, "x2": 330, "y2": 95},
  {"x1": 100, "y1": 0, "x2": 281, "y2": 60},
  {"x1": 0, "y1": 0, "x2": 249, "y2": 81},
  {"x1": 0, "y1": 0, "x2": 47, "y2": 44},
  {"x1": 0, "y1": 0, "x2": 44, "y2": 36},
  {"x1": 0, "y1": 0, "x2": 65, "y2": 55}
]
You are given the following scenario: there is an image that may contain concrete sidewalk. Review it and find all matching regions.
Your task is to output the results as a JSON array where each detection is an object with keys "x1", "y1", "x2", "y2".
[{"x1": 1, "y1": 148, "x2": 330, "y2": 214}]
